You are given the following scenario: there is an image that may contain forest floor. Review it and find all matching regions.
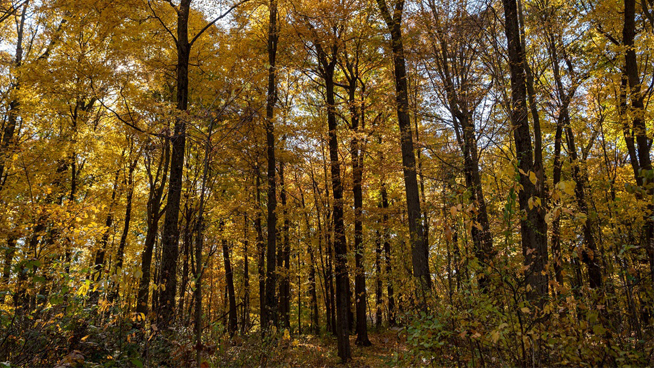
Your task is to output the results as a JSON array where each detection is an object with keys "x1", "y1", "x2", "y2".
[{"x1": 231, "y1": 328, "x2": 407, "y2": 367}]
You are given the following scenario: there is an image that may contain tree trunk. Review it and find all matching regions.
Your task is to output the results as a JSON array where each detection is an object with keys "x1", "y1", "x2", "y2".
[
  {"x1": 137, "y1": 139, "x2": 169, "y2": 316},
  {"x1": 242, "y1": 213, "x2": 250, "y2": 333},
  {"x1": 376, "y1": 0, "x2": 431, "y2": 295},
  {"x1": 299, "y1": 175, "x2": 320, "y2": 333},
  {"x1": 263, "y1": 0, "x2": 279, "y2": 329},
  {"x1": 501, "y1": 0, "x2": 548, "y2": 304},
  {"x1": 623, "y1": 0, "x2": 654, "y2": 285},
  {"x1": 321, "y1": 54, "x2": 351, "y2": 361},
  {"x1": 381, "y1": 183, "x2": 395, "y2": 325},
  {"x1": 278, "y1": 160, "x2": 291, "y2": 328},
  {"x1": 0, "y1": 0, "x2": 27, "y2": 189},
  {"x1": 110, "y1": 157, "x2": 138, "y2": 302},
  {"x1": 158, "y1": 0, "x2": 191, "y2": 325},
  {"x1": 255, "y1": 165, "x2": 266, "y2": 324},
  {"x1": 223, "y1": 239, "x2": 238, "y2": 337},
  {"x1": 349, "y1": 83, "x2": 371, "y2": 346},
  {"x1": 90, "y1": 169, "x2": 121, "y2": 305}
]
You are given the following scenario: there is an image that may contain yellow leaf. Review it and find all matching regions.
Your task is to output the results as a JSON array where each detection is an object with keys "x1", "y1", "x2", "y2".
[
  {"x1": 529, "y1": 171, "x2": 537, "y2": 185},
  {"x1": 491, "y1": 330, "x2": 500, "y2": 343}
]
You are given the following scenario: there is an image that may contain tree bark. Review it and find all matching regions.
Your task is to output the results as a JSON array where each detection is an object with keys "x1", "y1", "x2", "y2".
[
  {"x1": 254, "y1": 165, "x2": 266, "y2": 324},
  {"x1": 263, "y1": 0, "x2": 279, "y2": 329},
  {"x1": 623, "y1": 0, "x2": 654, "y2": 285},
  {"x1": 110, "y1": 156, "x2": 138, "y2": 302},
  {"x1": 501, "y1": 0, "x2": 548, "y2": 304},
  {"x1": 318, "y1": 46, "x2": 351, "y2": 361},
  {"x1": 278, "y1": 160, "x2": 291, "y2": 329},
  {"x1": 0, "y1": 0, "x2": 27, "y2": 189},
  {"x1": 376, "y1": 0, "x2": 431, "y2": 295},
  {"x1": 223, "y1": 239, "x2": 238, "y2": 337},
  {"x1": 137, "y1": 139, "x2": 169, "y2": 316},
  {"x1": 158, "y1": 0, "x2": 191, "y2": 325}
]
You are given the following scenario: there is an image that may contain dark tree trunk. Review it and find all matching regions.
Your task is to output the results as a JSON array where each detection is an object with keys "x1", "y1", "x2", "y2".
[
  {"x1": 433, "y1": 30, "x2": 494, "y2": 288},
  {"x1": 348, "y1": 83, "x2": 371, "y2": 346},
  {"x1": 623, "y1": 0, "x2": 654, "y2": 284},
  {"x1": 179, "y1": 210, "x2": 193, "y2": 320},
  {"x1": 381, "y1": 183, "x2": 395, "y2": 325},
  {"x1": 501, "y1": 0, "x2": 548, "y2": 304},
  {"x1": 299, "y1": 176, "x2": 320, "y2": 333},
  {"x1": 376, "y1": 0, "x2": 431, "y2": 296},
  {"x1": 565, "y1": 122, "x2": 603, "y2": 289},
  {"x1": 263, "y1": 0, "x2": 279, "y2": 329},
  {"x1": 2, "y1": 236, "x2": 17, "y2": 304},
  {"x1": 223, "y1": 239, "x2": 238, "y2": 337},
  {"x1": 311, "y1": 172, "x2": 334, "y2": 333},
  {"x1": 90, "y1": 170, "x2": 121, "y2": 305},
  {"x1": 242, "y1": 213, "x2": 250, "y2": 332},
  {"x1": 110, "y1": 157, "x2": 138, "y2": 302},
  {"x1": 158, "y1": 0, "x2": 191, "y2": 325},
  {"x1": 318, "y1": 47, "x2": 351, "y2": 361},
  {"x1": 255, "y1": 165, "x2": 266, "y2": 324},
  {"x1": 137, "y1": 139, "x2": 169, "y2": 316},
  {"x1": 550, "y1": 114, "x2": 564, "y2": 290},
  {"x1": 0, "y1": 1, "x2": 27, "y2": 189},
  {"x1": 278, "y1": 160, "x2": 291, "y2": 328},
  {"x1": 374, "y1": 228, "x2": 383, "y2": 328}
]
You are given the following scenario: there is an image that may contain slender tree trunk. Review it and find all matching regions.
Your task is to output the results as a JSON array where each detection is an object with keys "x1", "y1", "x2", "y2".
[
  {"x1": 223, "y1": 239, "x2": 238, "y2": 337},
  {"x1": 2, "y1": 236, "x2": 17, "y2": 304},
  {"x1": 564, "y1": 122, "x2": 603, "y2": 289},
  {"x1": 179, "y1": 212, "x2": 192, "y2": 321},
  {"x1": 90, "y1": 170, "x2": 121, "y2": 305},
  {"x1": 374, "y1": 228, "x2": 383, "y2": 328},
  {"x1": 110, "y1": 157, "x2": 138, "y2": 302},
  {"x1": 278, "y1": 160, "x2": 291, "y2": 328},
  {"x1": 312, "y1": 172, "x2": 334, "y2": 333},
  {"x1": 349, "y1": 85, "x2": 371, "y2": 346},
  {"x1": 299, "y1": 177, "x2": 320, "y2": 333},
  {"x1": 550, "y1": 113, "x2": 564, "y2": 290},
  {"x1": 243, "y1": 213, "x2": 250, "y2": 333},
  {"x1": 0, "y1": 0, "x2": 27, "y2": 188},
  {"x1": 255, "y1": 165, "x2": 266, "y2": 324},
  {"x1": 263, "y1": 0, "x2": 279, "y2": 329},
  {"x1": 137, "y1": 140, "x2": 169, "y2": 316},
  {"x1": 381, "y1": 183, "x2": 395, "y2": 325},
  {"x1": 321, "y1": 56, "x2": 351, "y2": 361}
]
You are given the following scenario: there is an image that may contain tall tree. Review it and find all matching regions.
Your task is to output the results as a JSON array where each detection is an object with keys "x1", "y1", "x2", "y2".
[
  {"x1": 263, "y1": 0, "x2": 280, "y2": 329},
  {"x1": 376, "y1": 0, "x2": 432, "y2": 296},
  {"x1": 501, "y1": 0, "x2": 548, "y2": 304}
]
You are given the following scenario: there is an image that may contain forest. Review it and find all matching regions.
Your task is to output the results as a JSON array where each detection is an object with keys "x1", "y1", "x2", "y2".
[{"x1": 0, "y1": 0, "x2": 653, "y2": 366}]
